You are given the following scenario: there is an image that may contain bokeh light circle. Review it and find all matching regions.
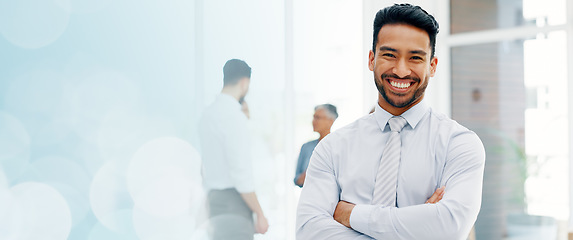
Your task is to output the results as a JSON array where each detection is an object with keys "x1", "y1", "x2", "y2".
[
  {"x1": 133, "y1": 171, "x2": 192, "y2": 217},
  {"x1": 0, "y1": 168, "x2": 8, "y2": 190},
  {"x1": 87, "y1": 209, "x2": 138, "y2": 240},
  {"x1": 56, "y1": 0, "x2": 113, "y2": 14},
  {"x1": 25, "y1": 156, "x2": 90, "y2": 193},
  {"x1": 18, "y1": 156, "x2": 92, "y2": 227},
  {"x1": 96, "y1": 108, "x2": 155, "y2": 165},
  {"x1": 90, "y1": 162, "x2": 132, "y2": 232},
  {"x1": 0, "y1": 0, "x2": 71, "y2": 49},
  {"x1": 132, "y1": 206, "x2": 195, "y2": 240},
  {"x1": 127, "y1": 137, "x2": 204, "y2": 239},
  {"x1": 3, "y1": 69, "x2": 73, "y2": 147},
  {"x1": 0, "y1": 111, "x2": 30, "y2": 182},
  {"x1": 0, "y1": 188, "x2": 23, "y2": 239},
  {"x1": 127, "y1": 137, "x2": 202, "y2": 209},
  {"x1": 70, "y1": 71, "x2": 140, "y2": 144},
  {"x1": 8, "y1": 182, "x2": 72, "y2": 240}
]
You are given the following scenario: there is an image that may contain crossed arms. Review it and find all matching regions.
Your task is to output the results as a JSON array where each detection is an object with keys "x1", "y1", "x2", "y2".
[
  {"x1": 296, "y1": 132, "x2": 485, "y2": 240},
  {"x1": 332, "y1": 186, "x2": 445, "y2": 228}
]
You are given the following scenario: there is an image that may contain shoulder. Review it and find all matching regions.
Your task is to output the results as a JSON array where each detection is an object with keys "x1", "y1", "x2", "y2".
[
  {"x1": 303, "y1": 139, "x2": 319, "y2": 146},
  {"x1": 428, "y1": 108, "x2": 474, "y2": 136},
  {"x1": 200, "y1": 98, "x2": 247, "y2": 129},
  {"x1": 428, "y1": 109, "x2": 485, "y2": 158},
  {"x1": 321, "y1": 114, "x2": 377, "y2": 146},
  {"x1": 301, "y1": 139, "x2": 319, "y2": 149}
]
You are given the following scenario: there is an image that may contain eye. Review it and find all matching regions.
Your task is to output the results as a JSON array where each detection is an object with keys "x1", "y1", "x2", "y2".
[
  {"x1": 382, "y1": 53, "x2": 395, "y2": 58},
  {"x1": 411, "y1": 56, "x2": 423, "y2": 60}
]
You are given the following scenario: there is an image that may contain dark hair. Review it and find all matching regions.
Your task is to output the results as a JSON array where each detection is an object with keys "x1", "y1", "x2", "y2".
[
  {"x1": 315, "y1": 104, "x2": 338, "y2": 120},
  {"x1": 223, "y1": 59, "x2": 251, "y2": 86},
  {"x1": 372, "y1": 4, "x2": 439, "y2": 58}
]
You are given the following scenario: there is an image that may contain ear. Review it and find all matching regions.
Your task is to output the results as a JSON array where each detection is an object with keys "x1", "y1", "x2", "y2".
[
  {"x1": 368, "y1": 50, "x2": 375, "y2": 71},
  {"x1": 239, "y1": 77, "x2": 250, "y2": 92},
  {"x1": 240, "y1": 77, "x2": 247, "y2": 88},
  {"x1": 329, "y1": 118, "x2": 335, "y2": 125},
  {"x1": 429, "y1": 56, "x2": 438, "y2": 77}
]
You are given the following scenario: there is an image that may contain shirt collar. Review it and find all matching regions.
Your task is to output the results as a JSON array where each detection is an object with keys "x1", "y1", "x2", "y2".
[{"x1": 374, "y1": 99, "x2": 429, "y2": 132}]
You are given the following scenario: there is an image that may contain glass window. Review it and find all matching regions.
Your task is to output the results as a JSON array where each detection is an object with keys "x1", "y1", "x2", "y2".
[
  {"x1": 290, "y1": 0, "x2": 364, "y2": 232},
  {"x1": 451, "y1": 32, "x2": 569, "y2": 239},
  {"x1": 450, "y1": 0, "x2": 566, "y2": 34}
]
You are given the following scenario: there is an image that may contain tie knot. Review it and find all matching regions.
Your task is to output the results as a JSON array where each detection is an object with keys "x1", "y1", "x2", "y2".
[{"x1": 388, "y1": 116, "x2": 407, "y2": 132}]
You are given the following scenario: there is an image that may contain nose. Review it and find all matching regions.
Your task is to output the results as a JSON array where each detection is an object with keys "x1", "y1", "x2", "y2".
[{"x1": 392, "y1": 59, "x2": 411, "y2": 78}]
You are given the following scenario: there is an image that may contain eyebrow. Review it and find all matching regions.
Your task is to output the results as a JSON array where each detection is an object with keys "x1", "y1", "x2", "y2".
[
  {"x1": 379, "y1": 46, "x2": 397, "y2": 52},
  {"x1": 379, "y1": 46, "x2": 427, "y2": 56},
  {"x1": 410, "y1": 50, "x2": 428, "y2": 55}
]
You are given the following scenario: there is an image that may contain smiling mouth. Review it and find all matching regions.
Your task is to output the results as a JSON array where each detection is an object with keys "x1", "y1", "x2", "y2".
[
  {"x1": 389, "y1": 80, "x2": 411, "y2": 89},
  {"x1": 381, "y1": 73, "x2": 419, "y2": 92},
  {"x1": 386, "y1": 78, "x2": 416, "y2": 91}
]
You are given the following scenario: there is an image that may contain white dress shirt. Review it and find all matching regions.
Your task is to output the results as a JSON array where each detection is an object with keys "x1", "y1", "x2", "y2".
[
  {"x1": 199, "y1": 93, "x2": 254, "y2": 193},
  {"x1": 296, "y1": 100, "x2": 485, "y2": 240}
]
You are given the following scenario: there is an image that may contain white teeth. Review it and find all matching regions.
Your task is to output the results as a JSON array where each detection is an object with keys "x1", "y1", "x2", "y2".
[{"x1": 391, "y1": 81, "x2": 410, "y2": 89}]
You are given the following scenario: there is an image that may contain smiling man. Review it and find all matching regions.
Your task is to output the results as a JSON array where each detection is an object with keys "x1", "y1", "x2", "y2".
[{"x1": 296, "y1": 4, "x2": 485, "y2": 240}]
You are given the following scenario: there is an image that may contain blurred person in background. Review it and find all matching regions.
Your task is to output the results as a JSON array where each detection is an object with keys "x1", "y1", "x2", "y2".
[
  {"x1": 199, "y1": 59, "x2": 268, "y2": 240},
  {"x1": 294, "y1": 104, "x2": 338, "y2": 187}
]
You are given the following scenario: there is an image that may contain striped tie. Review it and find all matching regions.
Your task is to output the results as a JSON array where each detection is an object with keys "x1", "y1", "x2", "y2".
[{"x1": 372, "y1": 116, "x2": 407, "y2": 206}]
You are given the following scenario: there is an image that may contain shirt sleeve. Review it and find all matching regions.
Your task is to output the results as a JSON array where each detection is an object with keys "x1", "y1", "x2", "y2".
[
  {"x1": 294, "y1": 144, "x2": 306, "y2": 187},
  {"x1": 349, "y1": 131, "x2": 485, "y2": 240},
  {"x1": 223, "y1": 113, "x2": 255, "y2": 193},
  {"x1": 296, "y1": 139, "x2": 374, "y2": 240}
]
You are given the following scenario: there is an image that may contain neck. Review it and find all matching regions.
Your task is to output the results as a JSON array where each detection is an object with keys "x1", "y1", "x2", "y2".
[
  {"x1": 378, "y1": 94, "x2": 424, "y2": 116},
  {"x1": 318, "y1": 131, "x2": 330, "y2": 141},
  {"x1": 221, "y1": 86, "x2": 242, "y2": 102}
]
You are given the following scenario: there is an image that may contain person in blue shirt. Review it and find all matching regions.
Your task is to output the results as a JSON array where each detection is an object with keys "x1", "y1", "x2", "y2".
[{"x1": 294, "y1": 104, "x2": 338, "y2": 187}]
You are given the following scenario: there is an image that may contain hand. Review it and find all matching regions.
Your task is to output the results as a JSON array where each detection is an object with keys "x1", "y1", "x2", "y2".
[
  {"x1": 296, "y1": 172, "x2": 306, "y2": 187},
  {"x1": 333, "y1": 200, "x2": 355, "y2": 228},
  {"x1": 240, "y1": 100, "x2": 250, "y2": 119},
  {"x1": 425, "y1": 186, "x2": 446, "y2": 204},
  {"x1": 254, "y1": 213, "x2": 269, "y2": 234}
]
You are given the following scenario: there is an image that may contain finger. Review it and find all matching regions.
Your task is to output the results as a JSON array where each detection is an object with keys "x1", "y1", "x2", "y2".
[
  {"x1": 260, "y1": 223, "x2": 268, "y2": 234},
  {"x1": 426, "y1": 186, "x2": 445, "y2": 204},
  {"x1": 439, "y1": 188, "x2": 445, "y2": 198},
  {"x1": 257, "y1": 225, "x2": 267, "y2": 234},
  {"x1": 436, "y1": 192, "x2": 443, "y2": 202},
  {"x1": 435, "y1": 186, "x2": 446, "y2": 202},
  {"x1": 425, "y1": 195, "x2": 434, "y2": 203},
  {"x1": 425, "y1": 189, "x2": 440, "y2": 203}
]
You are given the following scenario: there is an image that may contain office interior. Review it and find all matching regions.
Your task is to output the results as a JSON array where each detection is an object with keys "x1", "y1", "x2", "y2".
[{"x1": 0, "y1": 0, "x2": 571, "y2": 239}]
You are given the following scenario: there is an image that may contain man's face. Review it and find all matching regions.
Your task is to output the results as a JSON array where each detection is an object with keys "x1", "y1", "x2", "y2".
[
  {"x1": 238, "y1": 77, "x2": 250, "y2": 102},
  {"x1": 369, "y1": 24, "x2": 437, "y2": 110},
  {"x1": 312, "y1": 108, "x2": 334, "y2": 133}
]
